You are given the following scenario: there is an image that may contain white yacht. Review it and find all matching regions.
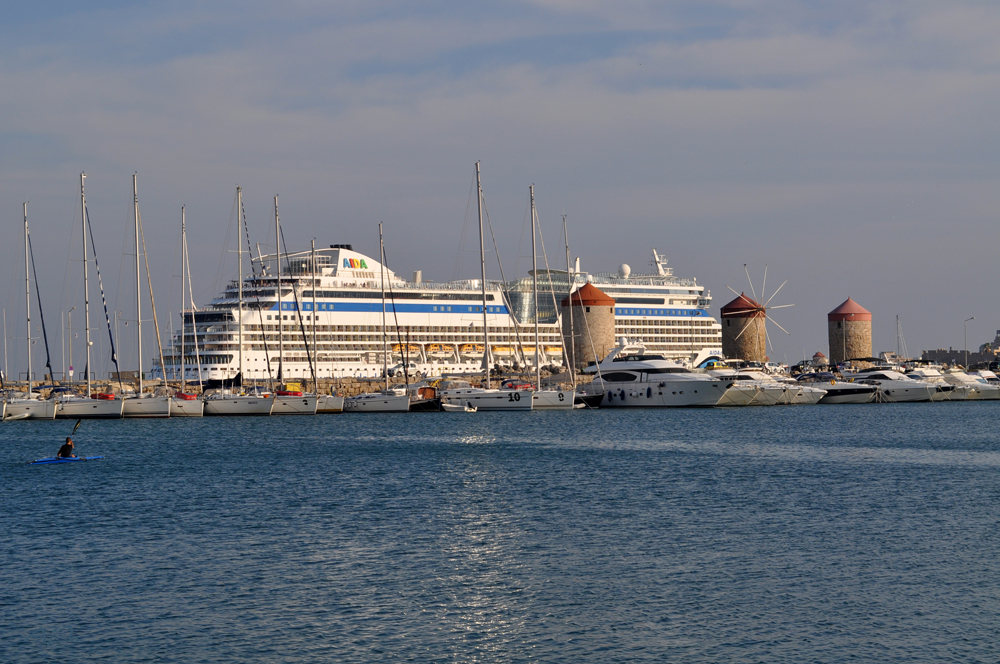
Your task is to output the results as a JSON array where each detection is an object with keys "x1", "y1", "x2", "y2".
[
  {"x1": 4, "y1": 394, "x2": 55, "y2": 420},
  {"x1": 343, "y1": 387, "x2": 410, "y2": 412},
  {"x1": 853, "y1": 371, "x2": 936, "y2": 402},
  {"x1": 437, "y1": 380, "x2": 533, "y2": 411},
  {"x1": 795, "y1": 373, "x2": 877, "y2": 404},
  {"x1": 271, "y1": 390, "x2": 319, "y2": 415},
  {"x1": 169, "y1": 392, "x2": 205, "y2": 417},
  {"x1": 317, "y1": 394, "x2": 345, "y2": 413},
  {"x1": 584, "y1": 343, "x2": 729, "y2": 408},
  {"x1": 203, "y1": 391, "x2": 273, "y2": 416},
  {"x1": 941, "y1": 368, "x2": 1000, "y2": 400},
  {"x1": 906, "y1": 367, "x2": 967, "y2": 401}
]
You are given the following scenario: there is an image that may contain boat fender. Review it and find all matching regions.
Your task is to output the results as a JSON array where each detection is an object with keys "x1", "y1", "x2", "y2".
[
  {"x1": 646, "y1": 387, "x2": 652, "y2": 398},
  {"x1": 726, "y1": 383, "x2": 734, "y2": 389},
  {"x1": 619, "y1": 389, "x2": 625, "y2": 400}
]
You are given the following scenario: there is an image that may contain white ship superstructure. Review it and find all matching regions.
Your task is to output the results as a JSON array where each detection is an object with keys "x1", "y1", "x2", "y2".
[
  {"x1": 508, "y1": 249, "x2": 722, "y2": 363},
  {"x1": 151, "y1": 245, "x2": 564, "y2": 382}
]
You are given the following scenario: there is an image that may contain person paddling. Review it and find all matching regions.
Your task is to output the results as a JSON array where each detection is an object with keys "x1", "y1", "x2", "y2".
[{"x1": 57, "y1": 437, "x2": 77, "y2": 459}]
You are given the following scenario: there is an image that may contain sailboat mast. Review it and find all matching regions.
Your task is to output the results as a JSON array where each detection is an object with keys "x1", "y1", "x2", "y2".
[
  {"x1": 81, "y1": 173, "x2": 92, "y2": 397},
  {"x1": 379, "y1": 224, "x2": 388, "y2": 391},
  {"x1": 563, "y1": 215, "x2": 575, "y2": 387},
  {"x1": 237, "y1": 186, "x2": 244, "y2": 382},
  {"x1": 24, "y1": 203, "x2": 31, "y2": 393},
  {"x1": 179, "y1": 207, "x2": 186, "y2": 391},
  {"x1": 476, "y1": 162, "x2": 490, "y2": 389},
  {"x1": 311, "y1": 238, "x2": 318, "y2": 395},
  {"x1": 133, "y1": 173, "x2": 142, "y2": 394},
  {"x1": 530, "y1": 185, "x2": 539, "y2": 389},
  {"x1": 275, "y1": 196, "x2": 282, "y2": 385}
]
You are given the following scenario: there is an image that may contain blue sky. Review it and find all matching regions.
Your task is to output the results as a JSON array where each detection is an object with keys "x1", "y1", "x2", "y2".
[{"x1": 2, "y1": 1, "x2": 1000, "y2": 374}]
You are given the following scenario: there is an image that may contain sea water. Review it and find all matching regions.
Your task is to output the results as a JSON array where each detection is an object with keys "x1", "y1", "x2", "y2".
[{"x1": 2, "y1": 403, "x2": 999, "y2": 662}]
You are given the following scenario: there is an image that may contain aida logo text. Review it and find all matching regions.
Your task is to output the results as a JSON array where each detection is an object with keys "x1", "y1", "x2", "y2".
[{"x1": 343, "y1": 258, "x2": 368, "y2": 269}]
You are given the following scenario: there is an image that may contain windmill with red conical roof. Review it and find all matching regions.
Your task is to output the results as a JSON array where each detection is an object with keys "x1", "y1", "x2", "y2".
[{"x1": 720, "y1": 265, "x2": 794, "y2": 362}]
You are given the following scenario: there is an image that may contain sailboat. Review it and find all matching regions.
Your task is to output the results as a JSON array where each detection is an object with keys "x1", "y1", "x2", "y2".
[
  {"x1": 202, "y1": 188, "x2": 273, "y2": 416},
  {"x1": 268, "y1": 196, "x2": 318, "y2": 415},
  {"x1": 54, "y1": 173, "x2": 124, "y2": 418},
  {"x1": 438, "y1": 163, "x2": 533, "y2": 411},
  {"x1": 524, "y1": 186, "x2": 573, "y2": 410},
  {"x1": 343, "y1": 223, "x2": 410, "y2": 412},
  {"x1": 168, "y1": 205, "x2": 206, "y2": 416},
  {"x1": 122, "y1": 174, "x2": 170, "y2": 417},
  {"x1": 4, "y1": 203, "x2": 57, "y2": 419}
]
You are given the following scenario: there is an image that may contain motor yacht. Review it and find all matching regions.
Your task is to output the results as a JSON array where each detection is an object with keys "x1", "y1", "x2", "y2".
[
  {"x1": 852, "y1": 371, "x2": 936, "y2": 402},
  {"x1": 584, "y1": 343, "x2": 729, "y2": 408},
  {"x1": 795, "y1": 373, "x2": 877, "y2": 404},
  {"x1": 907, "y1": 367, "x2": 969, "y2": 401},
  {"x1": 941, "y1": 368, "x2": 1000, "y2": 400}
]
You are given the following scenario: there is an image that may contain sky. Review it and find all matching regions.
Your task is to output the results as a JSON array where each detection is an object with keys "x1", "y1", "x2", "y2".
[{"x1": 1, "y1": 1, "x2": 999, "y2": 377}]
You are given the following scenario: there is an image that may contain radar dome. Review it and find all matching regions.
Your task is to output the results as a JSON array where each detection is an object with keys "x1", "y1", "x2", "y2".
[{"x1": 618, "y1": 264, "x2": 631, "y2": 278}]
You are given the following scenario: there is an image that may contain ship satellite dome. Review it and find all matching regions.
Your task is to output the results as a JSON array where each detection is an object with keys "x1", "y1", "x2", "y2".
[{"x1": 618, "y1": 264, "x2": 631, "y2": 278}]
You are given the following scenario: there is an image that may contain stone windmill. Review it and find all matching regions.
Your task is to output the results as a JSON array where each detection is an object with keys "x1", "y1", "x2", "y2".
[{"x1": 720, "y1": 265, "x2": 794, "y2": 362}]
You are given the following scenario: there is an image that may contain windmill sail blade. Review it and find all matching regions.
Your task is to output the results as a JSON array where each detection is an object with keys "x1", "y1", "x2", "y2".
[
  {"x1": 744, "y1": 264, "x2": 759, "y2": 303},
  {"x1": 768, "y1": 316, "x2": 791, "y2": 336},
  {"x1": 767, "y1": 304, "x2": 796, "y2": 310},
  {"x1": 726, "y1": 284, "x2": 741, "y2": 298},
  {"x1": 763, "y1": 280, "x2": 788, "y2": 308},
  {"x1": 761, "y1": 264, "x2": 768, "y2": 306},
  {"x1": 764, "y1": 325, "x2": 774, "y2": 354}
]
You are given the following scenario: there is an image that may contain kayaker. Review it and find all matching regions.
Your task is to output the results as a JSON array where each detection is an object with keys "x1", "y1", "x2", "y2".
[{"x1": 57, "y1": 437, "x2": 77, "y2": 459}]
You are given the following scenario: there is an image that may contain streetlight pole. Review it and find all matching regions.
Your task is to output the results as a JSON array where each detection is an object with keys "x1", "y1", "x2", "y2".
[{"x1": 965, "y1": 316, "x2": 975, "y2": 369}]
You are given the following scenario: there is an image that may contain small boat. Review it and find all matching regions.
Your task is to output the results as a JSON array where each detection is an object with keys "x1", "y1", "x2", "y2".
[
  {"x1": 391, "y1": 344, "x2": 421, "y2": 355},
  {"x1": 30, "y1": 456, "x2": 104, "y2": 465},
  {"x1": 459, "y1": 344, "x2": 485, "y2": 356},
  {"x1": 441, "y1": 402, "x2": 476, "y2": 412}
]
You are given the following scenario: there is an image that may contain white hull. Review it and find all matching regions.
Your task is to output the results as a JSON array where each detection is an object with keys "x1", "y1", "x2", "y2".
[
  {"x1": 54, "y1": 397, "x2": 124, "y2": 419},
  {"x1": 790, "y1": 387, "x2": 826, "y2": 405},
  {"x1": 4, "y1": 399, "x2": 55, "y2": 420},
  {"x1": 531, "y1": 389, "x2": 574, "y2": 410},
  {"x1": 877, "y1": 386, "x2": 936, "y2": 402},
  {"x1": 441, "y1": 403, "x2": 476, "y2": 412},
  {"x1": 716, "y1": 385, "x2": 757, "y2": 407},
  {"x1": 122, "y1": 395, "x2": 171, "y2": 418},
  {"x1": 343, "y1": 393, "x2": 410, "y2": 412},
  {"x1": 439, "y1": 389, "x2": 534, "y2": 411},
  {"x1": 317, "y1": 395, "x2": 345, "y2": 413},
  {"x1": 170, "y1": 397, "x2": 205, "y2": 417},
  {"x1": 271, "y1": 394, "x2": 318, "y2": 415},
  {"x1": 204, "y1": 395, "x2": 274, "y2": 416},
  {"x1": 816, "y1": 384, "x2": 877, "y2": 404},
  {"x1": 599, "y1": 380, "x2": 727, "y2": 408}
]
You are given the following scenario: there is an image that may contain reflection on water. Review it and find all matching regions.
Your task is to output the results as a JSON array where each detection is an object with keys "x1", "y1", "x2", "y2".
[{"x1": 3, "y1": 403, "x2": 1000, "y2": 662}]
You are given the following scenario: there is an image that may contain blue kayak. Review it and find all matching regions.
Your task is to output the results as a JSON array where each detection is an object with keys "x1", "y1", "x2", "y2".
[{"x1": 30, "y1": 456, "x2": 104, "y2": 465}]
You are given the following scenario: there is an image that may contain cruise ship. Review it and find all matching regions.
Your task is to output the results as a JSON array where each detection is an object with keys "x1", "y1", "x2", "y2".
[
  {"x1": 150, "y1": 244, "x2": 566, "y2": 382},
  {"x1": 506, "y1": 249, "x2": 722, "y2": 363}
]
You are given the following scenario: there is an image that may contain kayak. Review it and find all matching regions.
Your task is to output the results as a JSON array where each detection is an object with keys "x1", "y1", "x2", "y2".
[{"x1": 29, "y1": 456, "x2": 104, "y2": 465}]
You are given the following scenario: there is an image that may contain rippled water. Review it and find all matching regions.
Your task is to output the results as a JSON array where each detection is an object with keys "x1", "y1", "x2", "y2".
[{"x1": 3, "y1": 403, "x2": 999, "y2": 662}]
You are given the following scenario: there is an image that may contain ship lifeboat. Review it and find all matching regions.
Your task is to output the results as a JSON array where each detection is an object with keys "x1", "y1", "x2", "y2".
[
  {"x1": 460, "y1": 344, "x2": 485, "y2": 356},
  {"x1": 492, "y1": 346, "x2": 515, "y2": 357},
  {"x1": 391, "y1": 344, "x2": 421, "y2": 355},
  {"x1": 426, "y1": 344, "x2": 455, "y2": 357},
  {"x1": 544, "y1": 346, "x2": 562, "y2": 356}
]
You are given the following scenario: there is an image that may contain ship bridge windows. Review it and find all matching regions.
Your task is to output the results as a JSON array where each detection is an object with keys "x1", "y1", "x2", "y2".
[{"x1": 600, "y1": 372, "x2": 639, "y2": 382}]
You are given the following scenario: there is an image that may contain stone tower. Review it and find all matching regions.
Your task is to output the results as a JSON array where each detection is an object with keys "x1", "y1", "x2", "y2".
[
  {"x1": 828, "y1": 297, "x2": 872, "y2": 366},
  {"x1": 721, "y1": 293, "x2": 767, "y2": 362},
  {"x1": 561, "y1": 282, "x2": 616, "y2": 370}
]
